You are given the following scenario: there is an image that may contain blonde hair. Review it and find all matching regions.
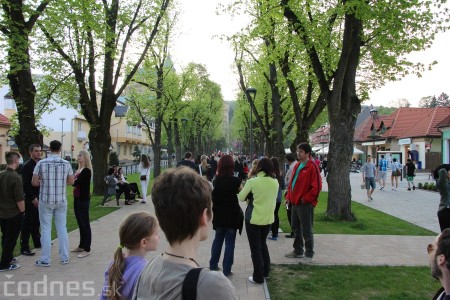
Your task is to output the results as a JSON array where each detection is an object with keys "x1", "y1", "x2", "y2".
[
  {"x1": 78, "y1": 150, "x2": 92, "y2": 171},
  {"x1": 247, "y1": 159, "x2": 259, "y2": 178}
]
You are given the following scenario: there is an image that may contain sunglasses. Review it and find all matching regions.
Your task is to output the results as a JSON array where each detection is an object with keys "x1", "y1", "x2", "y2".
[{"x1": 427, "y1": 243, "x2": 434, "y2": 254}]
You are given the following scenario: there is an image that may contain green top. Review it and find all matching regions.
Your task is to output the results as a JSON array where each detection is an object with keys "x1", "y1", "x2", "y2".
[
  {"x1": 0, "y1": 167, "x2": 23, "y2": 219},
  {"x1": 238, "y1": 172, "x2": 279, "y2": 225}
]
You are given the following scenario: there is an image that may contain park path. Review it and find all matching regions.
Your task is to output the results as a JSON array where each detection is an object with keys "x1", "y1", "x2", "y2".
[{"x1": 0, "y1": 171, "x2": 439, "y2": 299}]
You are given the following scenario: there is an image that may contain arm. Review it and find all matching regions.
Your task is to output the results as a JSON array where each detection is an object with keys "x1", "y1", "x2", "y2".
[
  {"x1": 237, "y1": 180, "x2": 252, "y2": 202},
  {"x1": 22, "y1": 163, "x2": 37, "y2": 201},
  {"x1": 13, "y1": 176, "x2": 25, "y2": 213},
  {"x1": 67, "y1": 174, "x2": 75, "y2": 185},
  {"x1": 303, "y1": 165, "x2": 321, "y2": 203},
  {"x1": 32, "y1": 174, "x2": 41, "y2": 187}
]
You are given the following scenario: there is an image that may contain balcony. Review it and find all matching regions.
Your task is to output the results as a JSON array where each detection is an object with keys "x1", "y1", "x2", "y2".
[{"x1": 77, "y1": 131, "x2": 87, "y2": 141}]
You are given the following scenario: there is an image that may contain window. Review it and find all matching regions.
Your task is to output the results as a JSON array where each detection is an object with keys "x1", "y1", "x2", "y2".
[
  {"x1": 78, "y1": 122, "x2": 82, "y2": 131},
  {"x1": 5, "y1": 99, "x2": 16, "y2": 109},
  {"x1": 117, "y1": 145, "x2": 121, "y2": 155},
  {"x1": 124, "y1": 145, "x2": 127, "y2": 155}
]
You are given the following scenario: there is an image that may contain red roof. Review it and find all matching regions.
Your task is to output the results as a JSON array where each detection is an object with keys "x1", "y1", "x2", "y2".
[
  {"x1": 437, "y1": 115, "x2": 450, "y2": 128},
  {"x1": 310, "y1": 125, "x2": 330, "y2": 144},
  {"x1": 354, "y1": 107, "x2": 450, "y2": 142},
  {"x1": 0, "y1": 114, "x2": 11, "y2": 127},
  {"x1": 354, "y1": 115, "x2": 389, "y2": 142}
]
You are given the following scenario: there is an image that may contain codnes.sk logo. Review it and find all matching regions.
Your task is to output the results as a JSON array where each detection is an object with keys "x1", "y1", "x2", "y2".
[{"x1": 2, "y1": 274, "x2": 95, "y2": 297}]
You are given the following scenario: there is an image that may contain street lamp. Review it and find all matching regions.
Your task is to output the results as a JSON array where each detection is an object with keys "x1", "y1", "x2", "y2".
[
  {"x1": 245, "y1": 87, "x2": 256, "y2": 159},
  {"x1": 369, "y1": 108, "x2": 378, "y2": 165},
  {"x1": 60, "y1": 117, "x2": 66, "y2": 157},
  {"x1": 181, "y1": 118, "x2": 188, "y2": 152},
  {"x1": 239, "y1": 129, "x2": 244, "y2": 155}
]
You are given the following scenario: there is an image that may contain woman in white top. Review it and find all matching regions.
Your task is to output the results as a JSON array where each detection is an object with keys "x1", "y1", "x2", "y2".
[
  {"x1": 390, "y1": 158, "x2": 402, "y2": 191},
  {"x1": 139, "y1": 155, "x2": 151, "y2": 204}
]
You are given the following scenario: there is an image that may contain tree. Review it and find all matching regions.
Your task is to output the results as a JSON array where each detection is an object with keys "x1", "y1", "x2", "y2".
[
  {"x1": 109, "y1": 151, "x2": 119, "y2": 166},
  {"x1": 0, "y1": 0, "x2": 50, "y2": 159},
  {"x1": 132, "y1": 145, "x2": 141, "y2": 161},
  {"x1": 437, "y1": 92, "x2": 450, "y2": 107},
  {"x1": 38, "y1": 0, "x2": 170, "y2": 194},
  {"x1": 419, "y1": 96, "x2": 437, "y2": 108},
  {"x1": 389, "y1": 98, "x2": 411, "y2": 108},
  {"x1": 282, "y1": 0, "x2": 448, "y2": 220}
]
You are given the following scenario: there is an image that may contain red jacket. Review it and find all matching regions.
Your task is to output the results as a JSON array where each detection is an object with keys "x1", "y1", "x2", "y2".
[{"x1": 286, "y1": 159, "x2": 322, "y2": 207}]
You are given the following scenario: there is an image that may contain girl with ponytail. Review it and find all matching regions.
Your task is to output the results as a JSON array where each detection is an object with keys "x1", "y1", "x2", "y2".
[{"x1": 100, "y1": 212, "x2": 159, "y2": 300}]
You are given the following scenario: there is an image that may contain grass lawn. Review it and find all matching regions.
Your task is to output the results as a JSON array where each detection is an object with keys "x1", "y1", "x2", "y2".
[
  {"x1": 267, "y1": 264, "x2": 440, "y2": 300},
  {"x1": 279, "y1": 192, "x2": 435, "y2": 236},
  {"x1": 13, "y1": 173, "x2": 151, "y2": 256}
]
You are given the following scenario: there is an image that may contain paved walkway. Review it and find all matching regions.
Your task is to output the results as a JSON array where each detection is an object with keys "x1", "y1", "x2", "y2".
[{"x1": 0, "y1": 172, "x2": 440, "y2": 299}]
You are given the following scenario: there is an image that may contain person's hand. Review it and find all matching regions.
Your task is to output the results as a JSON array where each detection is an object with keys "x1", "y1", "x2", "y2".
[{"x1": 32, "y1": 198, "x2": 39, "y2": 208}]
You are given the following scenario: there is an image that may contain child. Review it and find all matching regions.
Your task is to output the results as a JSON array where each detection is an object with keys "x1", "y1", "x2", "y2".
[{"x1": 100, "y1": 212, "x2": 159, "y2": 300}]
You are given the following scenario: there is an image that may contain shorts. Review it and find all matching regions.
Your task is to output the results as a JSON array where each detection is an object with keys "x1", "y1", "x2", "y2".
[
  {"x1": 406, "y1": 176, "x2": 414, "y2": 182},
  {"x1": 378, "y1": 171, "x2": 387, "y2": 181},
  {"x1": 365, "y1": 177, "x2": 376, "y2": 190}
]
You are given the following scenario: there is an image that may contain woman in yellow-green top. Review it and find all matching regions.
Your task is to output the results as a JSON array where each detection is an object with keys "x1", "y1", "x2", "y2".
[{"x1": 238, "y1": 157, "x2": 279, "y2": 284}]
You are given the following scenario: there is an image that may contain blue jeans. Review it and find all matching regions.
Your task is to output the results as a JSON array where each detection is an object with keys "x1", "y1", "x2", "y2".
[
  {"x1": 39, "y1": 201, "x2": 69, "y2": 263},
  {"x1": 209, "y1": 227, "x2": 237, "y2": 275}
]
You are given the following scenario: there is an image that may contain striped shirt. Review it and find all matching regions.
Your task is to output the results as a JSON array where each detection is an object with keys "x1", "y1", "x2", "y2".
[{"x1": 33, "y1": 154, "x2": 74, "y2": 204}]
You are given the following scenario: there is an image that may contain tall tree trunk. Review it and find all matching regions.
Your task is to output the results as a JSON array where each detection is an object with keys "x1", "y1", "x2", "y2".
[
  {"x1": 174, "y1": 119, "x2": 181, "y2": 162},
  {"x1": 153, "y1": 116, "x2": 162, "y2": 177},
  {"x1": 89, "y1": 125, "x2": 111, "y2": 195},
  {"x1": 166, "y1": 122, "x2": 174, "y2": 168}
]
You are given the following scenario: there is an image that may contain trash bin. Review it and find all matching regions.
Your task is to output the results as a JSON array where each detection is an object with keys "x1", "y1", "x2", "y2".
[{"x1": 418, "y1": 161, "x2": 422, "y2": 170}]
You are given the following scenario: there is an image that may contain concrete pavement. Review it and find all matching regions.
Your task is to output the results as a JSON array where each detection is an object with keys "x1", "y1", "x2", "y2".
[{"x1": 0, "y1": 171, "x2": 440, "y2": 299}]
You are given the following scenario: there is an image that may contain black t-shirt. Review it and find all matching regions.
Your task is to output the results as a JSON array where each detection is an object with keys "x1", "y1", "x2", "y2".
[
  {"x1": 406, "y1": 162, "x2": 416, "y2": 176},
  {"x1": 212, "y1": 176, "x2": 242, "y2": 229}
]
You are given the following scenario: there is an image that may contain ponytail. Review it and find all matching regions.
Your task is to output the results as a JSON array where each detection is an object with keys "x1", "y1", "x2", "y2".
[{"x1": 108, "y1": 247, "x2": 125, "y2": 300}]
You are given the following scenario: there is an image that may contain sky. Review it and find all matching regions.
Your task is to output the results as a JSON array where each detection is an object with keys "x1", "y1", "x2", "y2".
[{"x1": 172, "y1": 1, "x2": 450, "y2": 107}]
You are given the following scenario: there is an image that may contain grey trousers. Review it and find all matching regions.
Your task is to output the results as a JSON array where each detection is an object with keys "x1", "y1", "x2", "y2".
[{"x1": 291, "y1": 203, "x2": 315, "y2": 258}]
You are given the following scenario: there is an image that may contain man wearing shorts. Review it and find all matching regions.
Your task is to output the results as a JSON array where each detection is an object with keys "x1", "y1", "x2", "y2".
[
  {"x1": 362, "y1": 156, "x2": 377, "y2": 202},
  {"x1": 405, "y1": 159, "x2": 416, "y2": 191},
  {"x1": 378, "y1": 155, "x2": 388, "y2": 190}
]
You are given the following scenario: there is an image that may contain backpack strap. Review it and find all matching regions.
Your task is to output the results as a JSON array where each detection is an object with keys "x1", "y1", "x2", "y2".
[{"x1": 182, "y1": 268, "x2": 203, "y2": 300}]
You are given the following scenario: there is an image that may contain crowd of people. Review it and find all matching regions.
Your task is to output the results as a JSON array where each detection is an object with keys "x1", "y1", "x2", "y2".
[{"x1": 1, "y1": 140, "x2": 449, "y2": 299}]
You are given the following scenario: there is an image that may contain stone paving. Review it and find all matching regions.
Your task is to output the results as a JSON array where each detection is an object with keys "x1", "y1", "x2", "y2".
[{"x1": 0, "y1": 171, "x2": 440, "y2": 299}]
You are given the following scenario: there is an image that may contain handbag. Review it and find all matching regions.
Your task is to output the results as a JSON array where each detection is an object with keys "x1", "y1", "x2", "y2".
[
  {"x1": 360, "y1": 183, "x2": 366, "y2": 189},
  {"x1": 140, "y1": 175, "x2": 147, "y2": 181}
]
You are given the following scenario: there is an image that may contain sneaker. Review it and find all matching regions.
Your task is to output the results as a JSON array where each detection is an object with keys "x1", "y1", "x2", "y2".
[
  {"x1": 77, "y1": 251, "x2": 90, "y2": 258},
  {"x1": 268, "y1": 236, "x2": 278, "y2": 241},
  {"x1": 394, "y1": 188, "x2": 397, "y2": 191},
  {"x1": 224, "y1": 271, "x2": 233, "y2": 277},
  {"x1": 0, "y1": 264, "x2": 20, "y2": 272},
  {"x1": 391, "y1": 188, "x2": 394, "y2": 191},
  {"x1": 285, "y1": 251, "x2": 304, "y2": 258},
  {"x1": 370, "y1": 196, "x2": 373, "y2": 201},
  {"x1": 367, "y1": 197, "x2": 371, "y2": 202},
  {"x1": 248, "y1": 276, "x2": 263, "y2": 284},
  {"x1": 380, "y1": 186, "x2": 384, "y2": 190},
  {"x1": 35, "y1": 260, "x2": 51, "y2": 267},
  {"x1": 299, "y1": 257, "x2": 313, "y2": 264},
  {"x1": 61, "y1": 259, "x2": 69, "y2": 265},
  {"x1": 21, "y1": 250, "x2": 36, "y2": 256},
  {"x1": 140, "y1": 201, "x2": 147, "y2": 204}
]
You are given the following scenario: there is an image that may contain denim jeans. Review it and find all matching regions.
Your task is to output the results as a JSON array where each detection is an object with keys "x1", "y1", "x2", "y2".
[
  {"x1": 39, "y1": 201, "x2": 69, "y2": 263},
  {"x1": 74, "y1": 198, "x2": 91, "y2": 252},
  {"x1": 291, "y1": 203, "x2": 315, "y2": 258},
  {"x1": 245, "y1": 222, "x2": 271, "y2": 283},
  {"x1": 209, "y1": 227, "x2": 237, "y2": 275}
]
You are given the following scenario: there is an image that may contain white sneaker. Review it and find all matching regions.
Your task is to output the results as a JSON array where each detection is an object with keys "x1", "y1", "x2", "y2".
[{"x1": 299, "y1": 257, "x2": 313, "y2": 264}]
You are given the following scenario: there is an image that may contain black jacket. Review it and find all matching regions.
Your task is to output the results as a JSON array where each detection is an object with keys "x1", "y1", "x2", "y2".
[{"x1": 22, "y1": 158, "x2": 39, "y2": 202}]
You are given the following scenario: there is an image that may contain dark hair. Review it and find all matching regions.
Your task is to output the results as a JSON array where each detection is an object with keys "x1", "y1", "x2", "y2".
[
  {"x1": 381, "y1": 155, "x2": 385, "y2": 159},
  {"x1": 297, "y1": 143, "x2": 312, "y2": 154},
  {"x1": 407, "y1": 159, "x2": 412, "y2": 163},
  {"x1": 108, "y1": 212, "x2": 157, "y2": 300},
  {"x1": 433, "y1": 164, "x2": 450, "y2": 180},
  {"x1": 107, "y1": 167, "x2": 114, "y2": 175},
  {"x1": 141, "y1": 154, "x2": 150, "y2": 169},
  {"x1": 271, "y1": 157, "x2": 282, "y2": 183},
  {"x1": 255, "y1": 157, "x2": 274, "y2": 177},
  {"x1": 49, "y1": 140, "x2": 62, "y2": 152},
  {"x1": 5, "y1": 151, "x2": 20, "y2": 165},
  {"x1": 29, "y1": 144, "x2": 41, "y2": 153},
  {"x1": 436, "y1": 228, "x2": 450, "y2": 271},
  {"x1": 118, "y1": 167, "x2": 123, "y2": 174},
  {"x1": 286, "y1": 153, "x2": 296, "y2": 162},
  {"x1": 184, "y1": 152, "x2": 192, "y2": 159},
  {"x1": 217, "y1": 155, "x2": 234, "y2": 177},
  {"x1": 151, "y1": 167, "x2": 212, "y2": 245}
]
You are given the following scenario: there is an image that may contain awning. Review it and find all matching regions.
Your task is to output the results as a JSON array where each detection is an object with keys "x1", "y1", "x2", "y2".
[{"x1": 361, "y1": 140, "x2": 387, "y2": 146}]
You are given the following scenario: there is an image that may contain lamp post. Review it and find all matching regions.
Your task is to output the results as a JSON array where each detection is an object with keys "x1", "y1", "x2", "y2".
[
  {"x1": 369, "y1": 108, "x2": 378, "y2": 165},
  {"x1": 245, "y1": 87, "x2": 256, "y2": 159},
  {"x1": 60, "y1": 117, "x2": 66, "y2": 157},
  {"x1": 239, "y1": 129, "x2": 244, "y2": 155},
  {"x1": 181, "y1": 118, "x2": 188, "y2": 153}
]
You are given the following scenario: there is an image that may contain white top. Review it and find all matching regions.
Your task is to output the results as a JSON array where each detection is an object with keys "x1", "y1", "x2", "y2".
[{"x1": 139, "y1": 162, "x2": 150, "y2": 178}]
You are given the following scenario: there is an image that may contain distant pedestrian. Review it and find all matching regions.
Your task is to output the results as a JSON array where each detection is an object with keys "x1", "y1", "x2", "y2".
[
  {"x1": 405, "y1": 159, "x2": 416, "y2": 191},
  {"x1": 378, "y1": 155, "x2": 388, "y2": 190},
  {"x1": 176, "y1": 151, "x2": 197, "y2": 171},
  {"x1": 20, "y1": 144, "x2": 42, "y2": 256},
  {"x1": 322, "y1": 155, "x2": 328, "y2": 177},
  {"x1": 436, "y1": 167, "x2": 450, "y2": 231},
  {"x1": 390, "y1": 158, "x2": 402, "y2": 191},
  {"x1": 100, "y1": 212, "x2": 159, "y2": 300},
  {"x1": 139, "y1": 154, "x2": 151, "y2": 204},
  {"x1": 33, "y1": 140, "x2": 74, "y2": 267},
  {"x1": 71, "y1": 150, "x2": 92, "y2": 258},
  {"x1": 362, "y1": 156, "x2": 377, "y2": 202},
  {"x1": 0, "y1": 152, "x2": 25, "y2": 272},
  {"x1": 285, "y1": 144, "x2": 322, "y2": 264},
  {"x1": 284, "y1": 153, "x2": 297, "y2": 238}
]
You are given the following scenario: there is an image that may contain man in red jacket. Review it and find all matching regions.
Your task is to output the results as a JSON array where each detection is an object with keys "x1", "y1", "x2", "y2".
[{"x1": 285, "y1": 143, "x2": 322, "y2": 264}]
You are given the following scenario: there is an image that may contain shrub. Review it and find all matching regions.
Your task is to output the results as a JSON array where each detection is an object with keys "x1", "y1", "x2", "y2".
[
  {"x1": 423, "y1": 182, "x2": 429, "y2": 190},
  {"x1": 109, "y1": 152, "x2": 119, "y2": 166},
  {"x1": 418, "y1": 183, "x2": 423, "y2": 189}
]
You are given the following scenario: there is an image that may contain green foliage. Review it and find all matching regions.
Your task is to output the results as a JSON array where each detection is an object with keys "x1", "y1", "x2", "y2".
[
  {"x1": 109, "y1": 152, "x2": 119, "y2": 166},
  {"x1": 132, "y1": 145, "x2": 141, "y2": 161},
  {"x1": 418, "y1": 182, "x2": 423, "y2": 189}
]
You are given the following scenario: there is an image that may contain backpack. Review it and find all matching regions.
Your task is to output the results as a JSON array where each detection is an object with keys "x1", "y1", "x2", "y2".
[{"x1": 182, "y1": 268, "x2": 203, "y2": 300}]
